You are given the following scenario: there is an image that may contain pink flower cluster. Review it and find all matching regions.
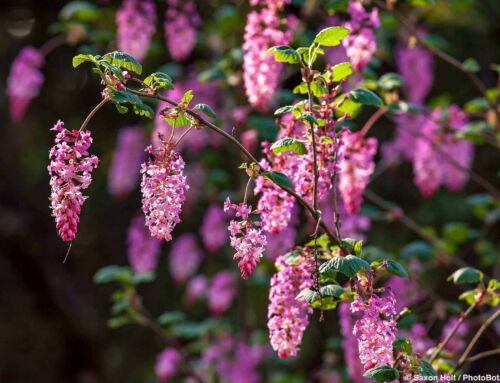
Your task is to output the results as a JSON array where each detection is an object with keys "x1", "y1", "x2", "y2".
[
  {"x1": 107, "y1": 126, "x2": 146, "y2": 198},
  {"x1": 243, "y1": 2, "x2": 296, "y2": 110},
  {"x1": 184, "y1": 271, "x2": 236, "y2": 315},
  {"x1": 140, "y1": 143, "x2": 188, "y2": 241},
  {"x1": 48, "y1": 120, "x2": 99, "y2": 241},
  {"x1": 116, "y1": 0, "x2": 156, "y2": 62},
  {"x1": 396, "y1": 36, "x2": 434, "y2": 104},
  {"x1": 224, "y1": 198, "x2": 267, "y2": 279},
  {"x1": 199, "y1": 333, "x2": 266, "y2": 383},
  {"x1": 268, "y1": 251, "x2": 314, "y2": 358},
  {"x1": 382, "y1": 112, "x2": 424, "y2": 164},
  {"x1": 7, "y1": 46, "x2": 44, "y2": 122},
  {"x1": 339, "y1": 302, "x2": 369, "y2": 383},
  {"x1": 127, "y1": 213, "x2": 162, "y2": 274},
  {"x1": 169, "y1": 233, "x2": 203, "y2": 283},
  {"x1": 200, "y1": 203, "x2": 228, "y2": 252},
  {"x1": 351, "y1": 290, "x2": 397, "y2": 371},
  {"x1": 265, "y1": 225, "x2": 297, "y2": 260},
  {"x1": 342, "y1": 1, "x2": 380, "y2": 71},
  {"x1": 413, "y1": 106, "x2": 473, "y2": 197},
  {"x1": 338, "y1": 129, "x2": 378, "y2": 215},
  {"x1": 155, "y1": 347, "x2": 181, "y2": 382},
  {"x1": 164, "y1": 0, "x2": 200, "y2": 61}
]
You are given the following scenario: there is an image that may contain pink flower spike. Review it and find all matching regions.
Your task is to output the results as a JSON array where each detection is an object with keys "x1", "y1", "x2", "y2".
[
  {"x1": 48, "y1": 120, "x2": 99, "y2": 242},
  {"x1": 208, "y1": 271, "x2": 236, "y2": 316},
  {"x1": 164, "y1": 0, "x2": 200, "y2": 61},
  {"x1": 168, "y1": 233, "x2": 203, "y2": 284},
  {"x1": 155, "y1": 347, "x2": 181, "y2": 383},
  {"x1": 127, "y1": 213, "x2": 162, "y2": 274}
]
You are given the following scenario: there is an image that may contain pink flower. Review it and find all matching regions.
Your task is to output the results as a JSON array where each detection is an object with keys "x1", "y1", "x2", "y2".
[
  {"x1": 351, "y1": 290, "x2": 397, "y2": 371},
  {"x1": 339, "y1": 302, "x2": 369, "y2": 382},
  {"x1": 413, "y1": 106, "x2": 473, "y2": 197},
  {"x1": 107, "y1": 126, "x2": 146, "y2": 197},
  {"x1": 127, "y1": 213, "x2": 162, "y2": 273},
  {"x1": 208, "y1": 271, "x2": 236, "y2": 315},
  {"x1": 342, "y1": 1, "x2": 379, "y2": 71},
  {"x1": 184, "y1": 275, "x2": 208, "y2": 304},
  {"x1": 7, "y1": 46, "x2": 44, "y2": 122},
  {"x1": 48, "y1": 120, "x2": 99, "y2": 241},
  {"x1": 396, "y1": 35, "x2": 434, "y2": 104},
  {"x1": 265, "y1": 226, "x2": 296, "y2": 260},
  {"x1": 268, "y1": 251, "x2": 315, "y2": 358},
  {"x1": 200, "y1": 203, "x2": 228, "y2": 252},
  {"x1": 338, "y1": 129, "x2": 377, "y2": 215},
  {"x1": 398, "y1": 323, "x2": 433, "y2": 356},
  {"x1": 169, "y1": 233, "x2": 203, "y2": 283},
  {"x1": 140, "y1": 143, "x2": 188, "y2": 241},
  {"x1": 155, "y1": 347, "x2": 181, "y2": 382},
  {"x1": 243, "y1": 5, "x2": 296, "y2": 110},
  {"x1": 382, "y1": 112, "x2": 424, "y2": 164},
  {"x1": 164, "y1": 0, "x2": 200, "y2": 61},
  {"x1": 116, "y1": 0, "x2": 156, "y2": 62},
  {"x1": 224, "y1": 198, "x2": 267, "y2": 279}
]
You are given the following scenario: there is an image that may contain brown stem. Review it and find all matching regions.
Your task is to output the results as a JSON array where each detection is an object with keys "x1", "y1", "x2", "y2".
[
  {"x1": 306, "y1": 82, "x2": 319, "y2": 211},
  {"x1": 373, "y1": 0, "x2": 496, "y2": 113},
  {"x1": 452, "y1": 307, "x2": 500, "y2": 373},
  {"x1": 129, "y1": 293, "x2": 169, "y2": 345},
  {"x1": 126, "y1": 87, "x2": 342, "y2": 246},
  {"x1": 39, "y1": 34, "x2": 67, "y2": 57},
  {"x1": 79, "y1": 97, "x2": 109, "y2": 132},
  {"x1": 361, "y1": 106, "x2": 388, "y2": 136},
  {"x1": 464, "y1": 347, "x2": 500, "y2": 363},
  {"x1": 429, "y1": 303, "x2": 477, "y2": 362}
]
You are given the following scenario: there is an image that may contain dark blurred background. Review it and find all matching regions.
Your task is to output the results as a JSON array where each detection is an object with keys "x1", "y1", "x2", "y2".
[{"x1": 0, "y1": 1, "x2": 499, "y2": 382}]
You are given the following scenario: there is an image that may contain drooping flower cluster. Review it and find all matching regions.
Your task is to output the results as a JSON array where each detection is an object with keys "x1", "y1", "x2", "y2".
[
  {"x1": 48, "y1": 120, "x2": 99, "y2": 241},
  {"x1": 268, "y1": 251, "x2": 315, "y2": 358},
  {"x1": 413, "y1": 105, "x2": 473, "y2": 197},
  {"x1": 127, "y1": 213, "x2": 162, "y2": 274},
  {"x1": 207, "y1": 271, "x2": 236, "y2": 316},
  {"x1": 116, "y1": 0, "x2": 156, "y2": 62},
  {"x1": 7, "y1": 46, "x2": 44, "y2": 122},
  {"x1": 107, "y1": 126, "x2": 146, "y2": 198},
  {"x1": 342, "y1": 1, "x2": 380, "y2": 72},
  {"x1": 339, "y1": 302, "x2": 369, "y2": 383},
  {"x1": 224, "y1": 198, "x2": 267, "y2": 279},
  {"x1": 351, "y1": 290, "x2": 397, "y2": 371},
  {"x1": 243, "y1": 1, "x2": 296, "y2": 110},
  {"x1": 199, "y1": 333, "x2": 267, "y2": 383},
  {"x1": 200, "y1": 203, "x2": 228, "y2": 252},
  {"x1": 396, "y1": 35, "x2": 434, "y2": 104},
  {"x1": 140, "y1": 143, "x2": 188, "y2": 241},
  {"x1": 338, "y1": 129, "x2": 378, "y2": 215},
  {"x1": 184, "y1": 275, "x2": 209, "y2": 304},
  {"x1": 155, "y1": 347, "x2": 181, "y2": 382},
  {"x1": 169, "y1": 233, "x2": 203, "y2": 283},
  {"x1": 164, "y1": 0, "x2": 200, "y2": 61}
]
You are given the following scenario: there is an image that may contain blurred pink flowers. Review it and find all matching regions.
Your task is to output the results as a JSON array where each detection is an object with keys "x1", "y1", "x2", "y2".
[
  {"x1": 155, "y1": 347, "x2": 181, "y2": 382},
  {"x1": 164, "y1": 0, "x2": 200, "y2": 61},
  {"x1": 169, "y1": 233, "x2": 203, "y2": 283},
  {"x1": 127, "y1": 213, "x2": 162, "y2": 274}
]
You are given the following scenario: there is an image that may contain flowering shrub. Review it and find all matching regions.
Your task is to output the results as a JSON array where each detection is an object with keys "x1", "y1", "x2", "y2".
[{"x1": 5, "y1": 0, "x2": 500, "y2": 382}]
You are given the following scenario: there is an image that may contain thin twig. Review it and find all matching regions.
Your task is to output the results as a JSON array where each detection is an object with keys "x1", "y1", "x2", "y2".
[
  {"x1": 39, "y1": 34, "x2": 67, "y2": 57},
  {"x1": 452, "y1": 307, "x2": 500, "y2": 373},
  {"x1": 361, "y1": 106, "x2": 388, "y2": 136},
  {"x1": 464, "y1": 347, "x2": 500, "y2": 363},
  {"x1": 79, "y1": 97, "x2": 109, "y2": 132}
]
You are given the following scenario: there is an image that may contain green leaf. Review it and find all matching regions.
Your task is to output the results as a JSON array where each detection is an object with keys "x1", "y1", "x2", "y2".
[
  {"x1": 143, "y1": 72, "x2": 174, "y2": 90},
  {"x1": 314, "y1": 26, "x2": 350, "y2": 46},
  {"x1": 331, "y1": 62, "x2": 353, "y2": 82},
  {"x1": 94, "y1": 266, "x2": 133, "y2": 284},
  {"x1": 99, "y1": 60, "x2": 125, "y2": 82},
  {"x1": 193, "y1": 103, "x2": 217, "y2": 118},
  {"x1": 349, "y1": 88, "x2": 384, "y2": 107},
  {"x1": 297, "y1": 288, "x2": 321, "y2": 303},
  {"x1": 393, "y1": 337, "x2": 413, "y2": 355},
  {"x1": 133, "y1": 103, "x2": 154, "y2": 119},
  {"x1": 263, "y1": 171, "x2": 294, "y2": 190},
  {"x1": 181, "y1": 90, "x2": 194, "y2": 105},
  {"x1": 301, "y1": 113, "x2": 319, "y2": 125},
  {"x1": 388, "y1": 101, "x2": 421, "y2": 114},
  {"x1": 363, "y1": 365, "x2": 400, "y2": 382},
  {"x1": 464, "y1": 98, "x2": 489, "y2": 113},
  {"x1": 448, "y1": 267, "x2": 483, "y2": 285},
  {"x1": 459, "y1": 289, "x2": 478, "y2": 306},
  {"x1": 341, "y1": 238, "x2": 363, "y2": 255},
  {"x1": 274, "y1": 105, "x2": 295, "y2": 116},
  {"x1": 400, "y1": 241, "x2": 435, "y2": 261},
  {"x1": 283, "y1": 249, "x2": 302, "y2": 265},
  {"x1": 267, "y1": 45, "x2": 300, "y2": 64},
  {"x1": 60, "y1": 1, "x2": 100, "y2": 21},
  {"x1": 297, "y1": 288, "x2": 339, "y2": 310},
  {"x1": 72, "y1": 53, "x2": 99, "y2": 68},
  {"x1": 108, "y1": 315, "x2": 132, "y2": 329},
  {"x1": 270, "y1": 137, "x2": 308, "y2": 155},
  {"x1": 131, "y1": 272, "x2": 155, "y2": 284},
  {"x1": 386, "y1": 259, "x2": 409, "y2": 279},
  {"x1": 102, "y1": 51, "x2": 142, "y2": 74},
  {"x1": 443, "y1": 222, "x2": 470, "y2": 244},
  {"x1": 319, "y1": 255, "x2": 370, "y2": 278},
  {"x1": 296, "y1": 46, "x2": 325, "y2": 65},
  {"x1": 107, "y1": 89, "x2": 142, "y2": 105},
  {"x1": 462, "y1": 58, "x2": 480, "y2": 73},
  {"x1": 378, "y1": 73, "x2": 405, "y2": 90},
  {"x1": 418, "y1": 359, "x2": 438, "y2": 379},
  {"x1": 158, "y1": 311, "x2": 186, "y2": 325},
  {"x1": 320, "y1": 284, "x2": 345, "y2": 298}
]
